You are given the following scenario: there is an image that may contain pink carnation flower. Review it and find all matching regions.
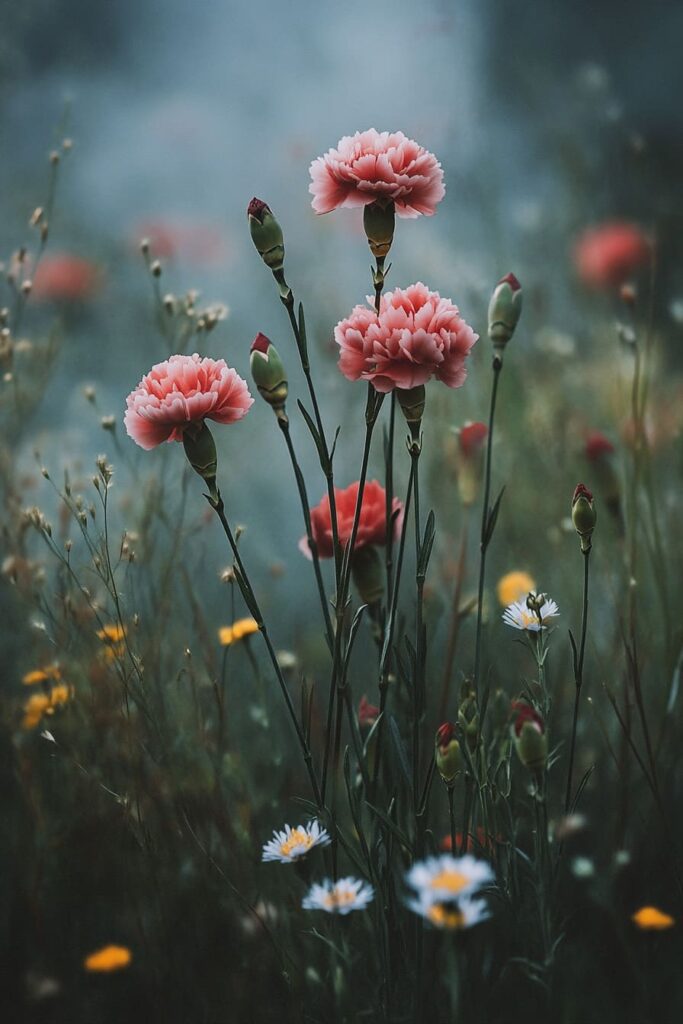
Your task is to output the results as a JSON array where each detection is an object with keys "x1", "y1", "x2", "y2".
[
  {"x1": 124, "y1": 353, "x2": 253, "y2": 450},
  {"x1": 300, "y1": 480, "x2": 404, "y2": 560},
  {"x1": 335, "y1": 282, "x2": 478, "y2": 393},
  {"x1": 309, "y1": 130, "x2": 445, "y2": 218}
]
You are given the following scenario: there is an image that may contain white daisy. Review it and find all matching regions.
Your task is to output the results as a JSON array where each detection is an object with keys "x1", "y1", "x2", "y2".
[
  {"x1": 408, "y1": 893, "x2": 490, "y2": 930},
  {"x1": 302, "y1": 877, "x2": 374, "y2": 915},
  {"x1": 261, "y1": 821, "x2": 331, "y2": 864},
  {"x1": 502, "y1": 593, "x2": 559, "y2": 632},
  {"x1": 406, "y1": 854, "x2": 494, "y2": 903}
]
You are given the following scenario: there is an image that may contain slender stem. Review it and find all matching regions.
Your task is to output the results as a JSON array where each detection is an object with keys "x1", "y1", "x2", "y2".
[
  {"x1": 439, "y1": 516, "x2": 469, "y2": 721},
  {"x1": 460, "y1": 775, "x2": 474, "y2": 856},
  {"x1": 472, "y1": 357, "x2": 502, "y2": 699},
  {"x1": 209, "y1": 492, "x2": 323, "y2": 809},
  {"x1": 564, "y1": 547, "x2": 591, "y2": 813},
  {"x1": 447, "y1": 784, "x2": 457, "y2": 855},
  {"x1": 412, "y1": 447, "x2": 424, "y2": 808},
  {"x1": 278, "y1": 415, "x2": 334, "y2": 649},
  {"x1": 384, "y1": 393, "x2": 396, "y2": 600}
]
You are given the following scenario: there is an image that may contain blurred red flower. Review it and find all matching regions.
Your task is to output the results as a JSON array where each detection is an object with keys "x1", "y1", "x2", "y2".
[
  {"x1": 32, "y1": 254, "x2": 100, "y2": 302},
  {"x1": 573, "y1": 222, "x2": 651, "y2": 290}
]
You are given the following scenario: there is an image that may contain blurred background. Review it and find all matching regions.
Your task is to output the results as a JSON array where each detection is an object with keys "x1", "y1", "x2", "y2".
[{"x1": 2, "y1": 0, "x2": 683, "y2": 1019}]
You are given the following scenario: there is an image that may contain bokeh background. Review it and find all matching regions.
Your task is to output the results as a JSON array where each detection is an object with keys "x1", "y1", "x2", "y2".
[{"x1": 2, "y1": 0, "x2": 683, "y2": 1020}]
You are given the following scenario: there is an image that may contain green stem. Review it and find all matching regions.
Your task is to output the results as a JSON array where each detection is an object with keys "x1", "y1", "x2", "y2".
[{"x1": 564, "y1": 547, "x2": 591, "y2": 813}]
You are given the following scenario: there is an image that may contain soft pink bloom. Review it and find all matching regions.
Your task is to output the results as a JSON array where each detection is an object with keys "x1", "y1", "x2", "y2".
[
  {"x1": 32, "y1": 254, "x2": 100, "y2": 302},
  {"x1": 300, "y1": 480, "x2": 403, "y2": 560},
  {"x1": 335, "y1": 282, "x2": 478, "y2": 393},
  {"x1": 573, "y1": 222, "x2": 651, "y2": 290},
  {"x1": 124, "y1": 353, "x2": 253, "y2": 450},
  {"x1": 309, "y1": 130, "x2": 445, "y2": 218}
]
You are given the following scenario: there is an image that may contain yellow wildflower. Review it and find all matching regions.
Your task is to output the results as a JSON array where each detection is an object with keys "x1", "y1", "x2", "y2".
[
  {"x1": 22, "y1": 684, "x2": 74, "y2": 729},
  {"x1": 632, "y1": 906, "x2": 675, "y2": 931},
  {"x1": 22, "y1": 664, "x2": 61, "y2": 686},
  {"x1": 97, "y1": 624, "x2": 126, "y2": 644},
  {"x1": 496, "y1": 571, "x2": 536, "y2": 607},
  {"x1": 83, "y1": 945, "x2": 132, "y2": 973},
  {"x1": 218, "y1": 617, "x2": 259, "y2": 646}
]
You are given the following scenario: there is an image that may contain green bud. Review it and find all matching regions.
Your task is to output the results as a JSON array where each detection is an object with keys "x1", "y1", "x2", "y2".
[
  {"x1": 572, "y1": 483, "x2": 597, "y2": 552},
  {"x1": 458, "y1": 691, "x2": 479, "y2": 752},
  {"x1": 183, "y1": 421, "x2": 218, "y2": 498},
  {"x1": 363, "y1": 200, "x2": 395, "y2": 260},
  {"x1": 250, "y1": 333, "x2": 288, "y2": 412},
  {"x1": 435, "y1": 722, "x2": 463, "y2": 784},
  {"x1": 488, "y1": 273, "x2": 522, "y2": 351},
  {"x1": 351, "y1": 545, "x2": 384, "y2": 606},
  {"x1": 511, "y1": 701, "x2": 547, "y2": 773},
  {"x1": 397, "y1": 384, "x2": 426, "y2": 448},
  {"x1": 247, "y1": 198, "x2": 285, "y2": 272}
]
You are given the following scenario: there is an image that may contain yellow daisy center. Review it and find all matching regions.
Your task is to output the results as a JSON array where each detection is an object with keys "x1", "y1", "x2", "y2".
[
  {"x1": 280, "y1": 829, "x2": 314, "y2": 858},
  {"x1": 323, "y1": 887, "x2": 357, "y2": 910},
  {"x1": 429, "y1": 869, "x2": 469, "y2": 894},
  {"x1": 427, "y1": 903, "x2": 465, "y2": 929}
]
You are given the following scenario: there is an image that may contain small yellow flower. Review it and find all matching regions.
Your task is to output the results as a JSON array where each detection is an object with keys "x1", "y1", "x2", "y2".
[
  {"x1": 22, "y1": 664, "x2": 61, "y2": 686},
  {"x1": 97, "y1": 624, "x2": 126, "y2": 644},
  {"x1": 218, "y1": 617, "x2": 259, "y2": 646},
  {"x1": 22, "y1": 684, "x2": 74, "y2": 729},
  {"x1": 83, "y1": 945, "x2": 132, "y2": 973},
  {"x1": 496, "y1": 571, "x2": 536, "y2": 607},
  {"x1": 632, "y1": 906, "x2": 675, "y2": 931}
]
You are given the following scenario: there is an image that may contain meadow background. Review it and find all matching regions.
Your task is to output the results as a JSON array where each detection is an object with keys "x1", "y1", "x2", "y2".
[{"x1": 1, "y1": 0, "x2": 683, "y2": 1021}]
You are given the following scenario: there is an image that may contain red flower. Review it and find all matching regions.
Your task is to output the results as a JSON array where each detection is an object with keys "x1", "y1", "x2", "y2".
[
  {"x1": 572, "y1": 483, "x2": 593, "y2": 506},
  {"x1": 32, "y1": 254, "x2": 100, "y2": 302},
  {"x1": 573, "y1": 222, "x2": 651, "y2": 290},
  {"x1": 440, "y1": 827, "x2": 498, "y2": 854},
  {"x1": 458, "y1": 421, "x2": 488, "y2": 458},
  {"x1": 358, "y1": 695, "x2": 380, "y2": 730},
  {"x1": 584, "y1": 432, "x2": 615, "y2": 462},
  {"x1": 300, "y1": 480, "x2": 403, "y2": 560}
]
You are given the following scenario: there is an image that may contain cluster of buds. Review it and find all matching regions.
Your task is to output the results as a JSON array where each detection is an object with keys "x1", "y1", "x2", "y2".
[
  {"x1": 487, "y1": 273, "x2": 523, "y2": 361},
  {"x1": 511, "y1": 701, "x2": 547, "y2": 773},
  {"x1": 435, "y1": 722, "x2": 463, "y2": 785},
  {"x1": 250, "y1": 333, "x2": 288, "y2": 421},
  {"x1": 572, "y1": 483, "x2": 597, "y2": 553}
]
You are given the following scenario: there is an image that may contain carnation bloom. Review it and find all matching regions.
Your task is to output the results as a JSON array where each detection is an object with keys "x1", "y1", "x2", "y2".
[
  {"x1": 300, "y1": 480, "x2": 403, "y2": 560},
  {"x1": 573, "y1": 222, "x2": 651, "y2": 290},
  {"x1": 584, "y1": 431, "x2": 615, "y2": 461},
  {"x1": 502, "y1": 594, "x2": 559, "y2": 632},
  {"x1": 83, "y1": 945, "x2": 132, "y2": 973},
  {"x1": 302, "y1": 877, "x2": 374, "y2": 915},
  {"x1": 309, "y1": 129, "x2": 444, "y2": 217},
  {"x1": 32, "y1": 253, "x2": 100, "y2": 302},
  {"x1": 631, "y1": 906, "x2": 675, "y2": 931},
  {"x1": 22, "y1": 685, "x2": 73, "y2": 729},
  {"x1": 496, "y1": 571, "x2": 536, "y2": 608},
  {"x1": 335, "y1": 283, "x2": 477, "y2": 393},
  {"x1": 262, "y1": 821, "x2": 331, "y2": 864},
  {"x1": 124, "y1": 353, "x2": 253, "y2": 450},
  {"x1": 218, "y1": 617, "x2": 259, "y2": 646}
]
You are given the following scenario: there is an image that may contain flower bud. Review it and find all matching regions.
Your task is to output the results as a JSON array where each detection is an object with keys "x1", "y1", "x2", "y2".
[
  {"x1": 363, "y1": 200, "x2": 395, "y2": 260},
  {"x1": 457, "y1": 691, "x2": 479, "y2": 752},
  {"x1": 247, "y1": 198, "x2": 285, "y2": 272},
  {"x1": 454, "y1": 421, "x2": 487, "y2": 507},
  {"x1": 350, "y1": 545, "x2": 384, "y2": 606},
  {"x1": 250, "y1": 333, "x2": 288, "y2": 412},
  {"x1": 511, "y1": 701, "x2": 547, "y2": 772},
  {"x1": 358, "y1": 695, "x2": 380, "y2": 733},
  {"x1": 182, "y1": 422, "x2": 218, "y2": 497},
  {"x1": 397, "y1": 384, "x2": 425, "y2": 444},
  {"x1": 572, "y1": 483, "x2": 597, "y2": 552},
  {"x1": 435, "y1": 722, "x2": 463, "y2": 784},
  {"x1": 488, "y1": 273, "x2": 522, "y2": 352}
]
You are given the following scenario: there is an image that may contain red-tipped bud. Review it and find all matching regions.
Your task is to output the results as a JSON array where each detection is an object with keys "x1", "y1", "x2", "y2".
[
  {"x1": 454, "y1": 421, "x2": 488, "y2": 507},
  {"x1": 488, "y1": 272, "x2": 523, "y2": 351},
  {"x1": 358, "y1": 695, "x2": 380, "y2": 731},
  {"x1": 247, "y1": 198, "x2": 285, "y2": 271},
  {"x1": 435, "y1": 722, "x2": 463, "y2": 784},
  {"x1": 572, "y1": 483, "x2": 597, "y2": 552},
  {"x1": 511, "y1": 701, "x2": 547, "y2": 772},
  {"x1": 584, "y1": 432, "x2": 615, "y2": 462},
  {"x1": 250, "y1": 333, "x2": 288, "y2": 412}
]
